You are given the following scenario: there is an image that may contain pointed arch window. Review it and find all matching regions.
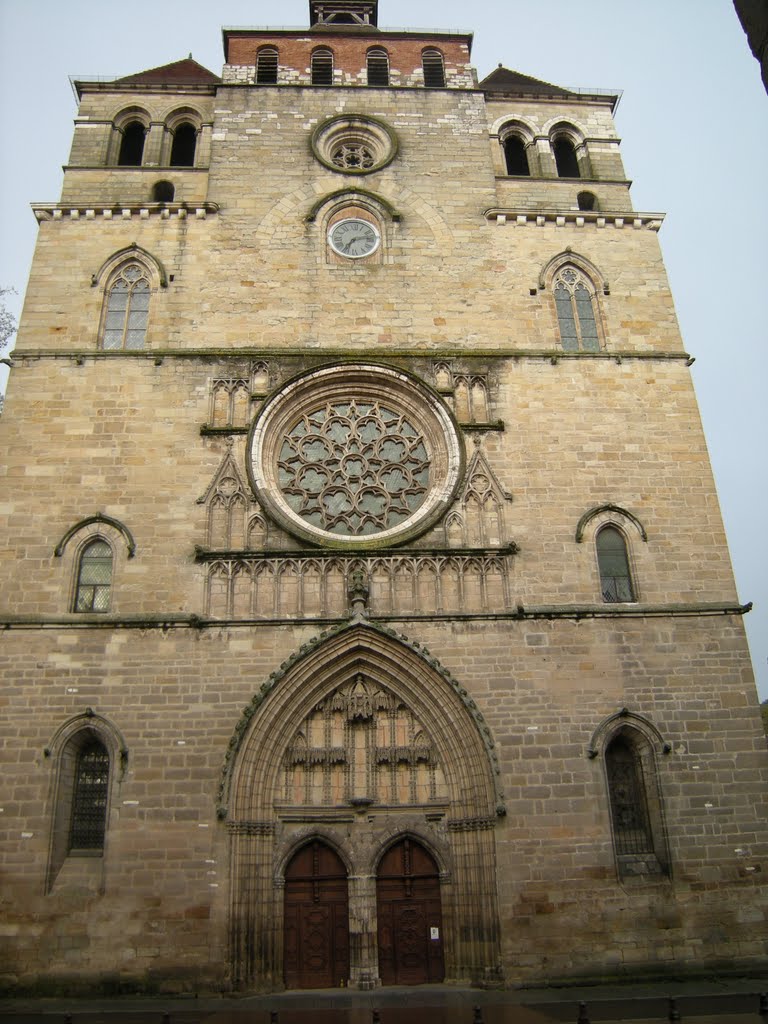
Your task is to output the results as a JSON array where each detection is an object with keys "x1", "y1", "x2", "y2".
[
  {"x1": 553, "y1": 266, "x2": 600, "y2": 352},
  {"x1": 367, "y1": 47, "x2": 390, "y2": 86},
  {"x1": 117, "y1": 121, "x2": 146, "y2": 166},
  {"x1": 503, "y1": 135, "x2": 529, "y2": 176},
  {"x1": 553, "y1": 135, "x2": 580, "y2": 177},
  {"x1": 74, "y1": 539, "x2": 113, "y2": 612},
  {"x1": 311, "y1": 48, "x2": 334, "y2": 85},
  {"x1": 596, "y1": 525, "x2": 634, "y2": 603},
  {"x1": 170, "y1": 121, "x2": 197, "y2": 167},
  {"x1": 256, "y1": 46, "x2": 279, "y2": 84},
  {"x1": 101, "y1": 263, "x2": 151, "y2": 350},
  {"x1": 69, "y1": 738, "x2": 110, "y2": 851},
  {"x1": 605, "y1": 728, "x2": 667, "y2": 876},
  {"x1": 422, "y1": 49, "x2": 446, "y2": 88}
]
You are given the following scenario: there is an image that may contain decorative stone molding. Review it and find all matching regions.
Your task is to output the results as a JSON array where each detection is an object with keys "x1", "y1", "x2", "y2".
[
  {"x1": 484, "y1": 208, "x2": 664, "y2": 231},
  {"x1": 33, "y1": 202, "x2": 219, "y2": 223}
]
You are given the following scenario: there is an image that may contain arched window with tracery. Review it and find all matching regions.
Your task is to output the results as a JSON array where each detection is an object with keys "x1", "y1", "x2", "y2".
[
  {"x1": 256, "y1": 46, "x2": 279, "y2": 84},
  {"x1": 503, "y1": 135, "x2": 529, "y2": 176},
  {"x1": 553, "y1": 265, "x2": 600, "y2": 352},
  {"x1": 100, "y1": 262, "x2": 151, "y2": 350},
  {"x1": 69, "y1": 738, "x2": 111, "y2": 851},
  {"x1": 367, "y1": 47, "x2": 389, "y2": 86},
  {"x1": 596, "y1": 525, "x2": 635, "y2": 603},
  {"x1": 74, "y1": 539, "x2": 113, "y2": 612},
  {"x1": 311, "y1": 48, "x2": 334, "y2": 85},
  {"x1": 605, "y1": 727, "x2": 668, "y2": 877},
  {"x1": 553, "y1": 135, "x2": 580, "y2": 177},
  {"x1": 422, "y1": 48, "x2": 446, "y2": 87},
  {"x1": 117, "y1": 120, "x2": 146, "y2": 166},
  {"x1": 170, "y1": 121, "x2": 197, "y2": 166}
]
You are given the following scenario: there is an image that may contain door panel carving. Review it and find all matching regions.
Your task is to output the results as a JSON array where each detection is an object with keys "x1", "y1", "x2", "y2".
[
  {"x1": 376, "y1": 838, "x2": 444, "y2": 985},
  {"x1": 284, "y1": 840, "x2": 349, "y2": 989}
]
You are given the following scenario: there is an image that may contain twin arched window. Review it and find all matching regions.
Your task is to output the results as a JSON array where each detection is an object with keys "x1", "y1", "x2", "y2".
[{"x1": 115, "y1": 111, "x2": 200, "y2": 167}]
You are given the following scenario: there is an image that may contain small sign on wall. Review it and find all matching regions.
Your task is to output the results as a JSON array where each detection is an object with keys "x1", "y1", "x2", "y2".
[{"x1": 430, "y1": 926, "x2": 440, "y2": 941}]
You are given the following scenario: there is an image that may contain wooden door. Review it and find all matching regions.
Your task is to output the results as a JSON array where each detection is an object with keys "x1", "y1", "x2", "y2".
[
  {"x1": 284, "y1": 840, "x2": 349, "y2": 989},
  {"x1": 376, "y1": 837, "x2": 445, "y2": 985}
]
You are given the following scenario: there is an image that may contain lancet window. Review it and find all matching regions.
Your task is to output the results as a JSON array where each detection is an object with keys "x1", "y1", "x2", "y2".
[
  {"x1": 100, "y1": 263, "x2": 151, "y2": 350},
  {"x1": 553, "y1": 266, "x2": 600, "y2": 351}
]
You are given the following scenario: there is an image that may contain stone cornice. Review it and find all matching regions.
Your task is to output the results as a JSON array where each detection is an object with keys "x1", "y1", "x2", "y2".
[
  {"x1": 484, "y1": 208, "x2": 665, "y2": 231},
  {"x1": 32, "y1": 202, "x2": 219, "y2": 223},
  {"x1": 8, "y1": 348, "x2": 693, "y2": 364},
  {"x1": 0, "y1": 602, "x2": 751, "y2": 631}
]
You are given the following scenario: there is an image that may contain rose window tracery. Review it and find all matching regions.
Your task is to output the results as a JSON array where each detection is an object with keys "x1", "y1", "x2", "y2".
[
  {"x1": 331, "y1": 143, "x2": 375, "y2": 169},
  {"x1": 278, "y1": 401, "x2": 430, "y2": 536},
  {"x1": 247, "y1": 364, "x2": 462, "y2": 548}
]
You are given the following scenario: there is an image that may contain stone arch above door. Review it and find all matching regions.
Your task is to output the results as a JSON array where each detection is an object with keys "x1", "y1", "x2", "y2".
[{"x1": 223, "y1": 621, "x2": 505, "y2": 991}]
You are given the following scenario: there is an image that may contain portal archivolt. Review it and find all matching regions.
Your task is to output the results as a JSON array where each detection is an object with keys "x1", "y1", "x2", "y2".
[{"x1": 225, "y1": 621, "x2": 503, "y2": 991}]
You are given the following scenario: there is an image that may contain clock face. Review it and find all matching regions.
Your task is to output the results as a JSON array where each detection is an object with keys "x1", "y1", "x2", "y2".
[{"x1": 328, "y1": 218, "x2": 380, "y2": 259}]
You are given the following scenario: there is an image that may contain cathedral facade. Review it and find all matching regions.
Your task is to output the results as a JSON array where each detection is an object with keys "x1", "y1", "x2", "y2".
[{"x1": 1, "y1": 0, "x2": 766, "y2": 995}]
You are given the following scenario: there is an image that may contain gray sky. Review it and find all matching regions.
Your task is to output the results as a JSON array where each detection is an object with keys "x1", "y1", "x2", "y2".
[{"x1": 1, "y1": 0, "x2": 766, "y2": 700}]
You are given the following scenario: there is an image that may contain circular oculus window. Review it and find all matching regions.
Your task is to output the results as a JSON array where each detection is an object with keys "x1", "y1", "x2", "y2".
[
  {"x1": 328, "y1": 218, "x2": 381, "y2": 259},
  {"x1": 247, "y1": 364, "x2": 463, "y2": 547},
  {"x1": 311, "y1": 115, "x2": 398, "y2": 175}
]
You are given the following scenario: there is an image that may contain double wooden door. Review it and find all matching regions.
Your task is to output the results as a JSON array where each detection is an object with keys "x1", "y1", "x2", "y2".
[
  {"x1": 283, "y1": 841, "x2": 350, "y2": 989},
  {"x1": 376, "y1": 838, "x2": 445, "y2": 985}
]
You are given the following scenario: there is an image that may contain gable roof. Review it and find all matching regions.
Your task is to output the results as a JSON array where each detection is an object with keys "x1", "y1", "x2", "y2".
[
  {"x1": 479, "y1": 65, "x2": 619, "y2": 110},
  {"x1": 479, "y1": 65, "x2": 576, "y2": 98},
  {"x1": 114, "y1": 58, "x2": 220, "y2": 86}
]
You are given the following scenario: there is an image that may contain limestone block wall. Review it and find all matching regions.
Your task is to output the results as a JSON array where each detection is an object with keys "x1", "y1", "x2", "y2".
[{"x1": 0, "y1": 615, "x2": 765, "y2": 991}]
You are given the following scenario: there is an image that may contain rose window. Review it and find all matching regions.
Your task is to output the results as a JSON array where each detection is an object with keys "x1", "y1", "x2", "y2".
[
  {"x1": 247, "y1": 364, "x2": 462, "y2": 548},
  {"x1": 311, "y1": 115, "x2": 398, "y2": 175},
  {"x1": 278, "y1": 401, "x2": 430, "y2": 536}
]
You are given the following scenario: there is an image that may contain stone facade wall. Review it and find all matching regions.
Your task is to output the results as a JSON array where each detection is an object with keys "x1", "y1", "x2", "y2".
[{"x1": 1, "y1": 21, "x2": 766, "y2": 996}]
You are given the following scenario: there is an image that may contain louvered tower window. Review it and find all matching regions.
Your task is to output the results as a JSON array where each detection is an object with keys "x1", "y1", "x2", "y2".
[
  {"x1": 69, "y1": 740, "x2": 110, "y2": 851},
  {"x1": 74, "y1": 540, "x2": 113, "y2": 612},
  {"x1": 256, "y1": 47, "x2": 279, "y2": 84},
  {"x1": 367, "y1": 47, "x2": 389, "y2": 85},
  {"x1": 311, "y1": 48, "x2": 334, "y2": 85},
  {"x1": 422, "y1": 49, "x2": 446, "y2": 87}
]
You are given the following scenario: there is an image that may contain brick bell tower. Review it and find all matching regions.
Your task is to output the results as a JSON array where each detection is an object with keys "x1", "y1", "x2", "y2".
[{"x1": 0, "y1": 0, "x2": 765, "y2": 998}]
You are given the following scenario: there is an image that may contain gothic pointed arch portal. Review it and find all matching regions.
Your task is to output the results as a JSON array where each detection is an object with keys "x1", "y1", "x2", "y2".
[{"x1": 224, "y1": 621, "x2": 504, "y2": 991}]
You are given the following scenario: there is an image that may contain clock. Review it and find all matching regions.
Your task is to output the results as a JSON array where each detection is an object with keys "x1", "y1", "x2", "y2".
[{"x1": 328, "y1": 218, "x2": 380, "y2": 259}]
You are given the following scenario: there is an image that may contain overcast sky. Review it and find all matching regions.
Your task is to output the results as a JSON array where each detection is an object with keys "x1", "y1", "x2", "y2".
[{"x1": 1, "y1": 0, "x2": 766, "y2": 700}]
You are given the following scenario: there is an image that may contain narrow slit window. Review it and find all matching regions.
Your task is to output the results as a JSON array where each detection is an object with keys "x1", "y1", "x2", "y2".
[
  {"x1": 367, "y1": 48, "x2": 389, "y2": 86},
  {"x1": 596, "y1": 526, "x2": 635, "y2": 603},
  {"x1": 74, "y1": 540, "x2": 113, "y2": 612},
  {"x1": 69, "y1": 740, "x2": 110, "y2": 852},
  {"x1": 311, "y1": 48, "x2": 334, "y2": 85},
  {"x1": 117, "y1": 121, "x2": 146, "y2": 166},
  {"x1": 422, "y1": 49, "x2": 446, "y2": 88},
  {"x1": 170, "y1": 122, "x2": 197, "y2": 167},
  {"x1": 256, "y1": 47, "x2": 279, "y2": 84},
  {"x1": 604, "y1": 730, "x2": 667, "y2": 877},
  {"x1": 101, "y1": 264, "x2": 151, "y2": 350},
  {"x1": 553, "y1": 267, "x2": 600, "y2": 352},
  {"x1": 503, "y1": 135, "x2": 529, "y2": 176},
  {"x1": 553, "y1": 136, "x2": 580, "y2": 177}
]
